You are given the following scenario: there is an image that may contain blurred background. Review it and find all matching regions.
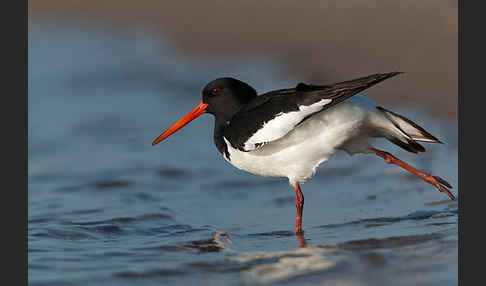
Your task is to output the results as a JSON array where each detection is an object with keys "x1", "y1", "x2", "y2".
[
  {"x1": 29, "y1": 1, "x2": 458, "y2": 285},
  {"x1": 29, "y1": 0, "x2": 457, "y2": 120}
]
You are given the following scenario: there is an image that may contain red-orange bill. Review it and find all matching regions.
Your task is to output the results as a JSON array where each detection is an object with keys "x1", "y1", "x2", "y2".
[{"x1": 152, "y1": 101, "x2": 208, "y2": 146}]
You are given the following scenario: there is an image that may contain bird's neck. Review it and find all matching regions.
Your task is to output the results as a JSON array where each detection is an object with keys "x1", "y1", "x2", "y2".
[
  {"x1": 211, "y1": 94, "x2": 256, "y2": 159},
  {"x1": 213, "y1": 118, "x2": 231, "y2": 158}
]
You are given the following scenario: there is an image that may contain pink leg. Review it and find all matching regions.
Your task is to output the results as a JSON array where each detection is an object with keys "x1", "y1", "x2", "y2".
[
  {"x1": 292, "y1": 183, "x2": 305, "y2": 233},
  {"x1": 371, "y1": 148, "x2": 455, "y2": 200}
]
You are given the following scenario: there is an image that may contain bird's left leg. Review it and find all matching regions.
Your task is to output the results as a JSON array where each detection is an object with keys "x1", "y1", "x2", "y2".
[
  {"x1": 370, "y1": 147, "x2": 455, "y2": 200},
  {"x1": 292, "y1": 183, "x2": 305, "y2": 233}
]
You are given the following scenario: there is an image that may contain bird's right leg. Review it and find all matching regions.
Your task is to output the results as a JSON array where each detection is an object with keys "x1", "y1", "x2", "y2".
[{"x1": 370, "y1": 148, "x2": 455, "y2": 200}]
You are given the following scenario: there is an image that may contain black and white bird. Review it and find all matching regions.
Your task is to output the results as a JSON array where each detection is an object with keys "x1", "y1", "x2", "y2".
[{"x1": 152, "y1": 72, "x2": 455, "y2": 234}]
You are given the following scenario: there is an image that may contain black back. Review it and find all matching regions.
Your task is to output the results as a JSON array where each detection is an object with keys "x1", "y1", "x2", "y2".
[{"x1": 201, "y1": 72, "x2": 403, "y2": 158}]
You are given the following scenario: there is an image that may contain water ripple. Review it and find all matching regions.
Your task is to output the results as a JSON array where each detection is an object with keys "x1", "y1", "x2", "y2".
[
  {"x1": 69, "y1": 213, "x2": 173, "y2": 226},
  {"x1": 315, "y1": 208, "x2": 458, "y2": 230},
  {"x1": 115, "y1": 269, "x2": 185, "y2": 279}
]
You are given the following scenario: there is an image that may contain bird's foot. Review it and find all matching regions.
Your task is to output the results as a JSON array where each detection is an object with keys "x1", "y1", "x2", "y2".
[{"x1": 427, "y1": 175, "x2": 455, "y2": 200}]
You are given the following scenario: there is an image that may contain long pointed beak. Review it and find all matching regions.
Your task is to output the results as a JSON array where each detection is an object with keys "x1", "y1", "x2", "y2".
[{"x1": 152, "y1": 101, "x2": 208, "y2": 146}]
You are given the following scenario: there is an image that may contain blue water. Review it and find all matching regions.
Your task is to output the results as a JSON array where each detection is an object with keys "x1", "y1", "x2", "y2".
[{"x1": 28, "y1": 25, "x2": 458, "y2": 285}]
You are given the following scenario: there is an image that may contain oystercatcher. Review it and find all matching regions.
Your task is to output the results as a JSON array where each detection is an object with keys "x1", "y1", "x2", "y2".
[{"x1": 152, "y1": 72, "x2": 455, "y2": 234}]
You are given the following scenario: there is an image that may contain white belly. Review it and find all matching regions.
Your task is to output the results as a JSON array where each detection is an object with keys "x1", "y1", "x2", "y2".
[{"x1": 222, "y1": 95, "x2": 380, "y2": 185}]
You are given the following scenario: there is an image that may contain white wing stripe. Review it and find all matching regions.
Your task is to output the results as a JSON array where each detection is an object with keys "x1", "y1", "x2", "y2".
[{"x1": 243, "y1": 99, "x2": 332, "y2": 150}]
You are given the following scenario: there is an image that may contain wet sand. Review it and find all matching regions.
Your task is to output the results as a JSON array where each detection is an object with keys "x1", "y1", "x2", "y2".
[{"x1": 29, "y1": 0, "x2": 458, "y2": 121}]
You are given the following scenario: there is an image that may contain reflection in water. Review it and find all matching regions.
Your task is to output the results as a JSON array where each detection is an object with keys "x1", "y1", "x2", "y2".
[
  {"x1": 296, "y1": 232, "x2": 307, "y2": 248},
  {"x1": 230, "y1": 246, "x2": 341, "y2": 284},
  {"x1": 227, "y1": 229, "x2": 456, "y2": 285}
]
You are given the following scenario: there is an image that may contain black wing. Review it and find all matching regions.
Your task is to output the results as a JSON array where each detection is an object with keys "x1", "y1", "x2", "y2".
[{"x1": 223, "y1": 72, "x2": 403, "y2": 151}]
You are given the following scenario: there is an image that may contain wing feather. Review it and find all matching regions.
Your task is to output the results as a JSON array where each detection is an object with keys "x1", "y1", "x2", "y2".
[{"x1": 223, "y1": 72, "x2": 402, "y2": 151}]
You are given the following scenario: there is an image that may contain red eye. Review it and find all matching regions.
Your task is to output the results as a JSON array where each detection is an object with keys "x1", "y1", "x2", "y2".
[{"x1": 211, "y1": 88, "x2": 221, "y2": 95}]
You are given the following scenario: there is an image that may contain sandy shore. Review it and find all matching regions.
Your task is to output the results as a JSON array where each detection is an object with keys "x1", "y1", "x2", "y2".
[{"x1": 29, "y1": 0, "x2": 458, "y2": 121}]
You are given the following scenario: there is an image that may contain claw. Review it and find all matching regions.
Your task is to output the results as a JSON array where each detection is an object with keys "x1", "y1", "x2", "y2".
[
  {"x1": 437, "y1": 184, "x2": 456, "y2": 201},
  {"x1": 433, "y1": 176, "x2": 453, "y2": 189},
  {"x1": 430, "y1": 176, "x2": 455, "y2": 200}
]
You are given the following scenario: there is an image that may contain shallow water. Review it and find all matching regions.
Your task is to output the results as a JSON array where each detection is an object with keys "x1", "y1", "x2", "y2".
[{"x1": 28, "y1": 25, "x2": 458, "y2": 285}]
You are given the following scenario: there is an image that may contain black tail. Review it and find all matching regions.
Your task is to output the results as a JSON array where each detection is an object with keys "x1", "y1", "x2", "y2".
[{"x1": 377, "y1": 106, "x2": 442, "y2": 154}]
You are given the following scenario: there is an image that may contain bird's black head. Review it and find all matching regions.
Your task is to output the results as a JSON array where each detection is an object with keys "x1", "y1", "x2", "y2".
[
  {"x1": 152, "y1": 77, "x2": 257, "y2": 146},
  {"x1": 202, "y1": 77, "x2": 257, "y2": 121}
]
